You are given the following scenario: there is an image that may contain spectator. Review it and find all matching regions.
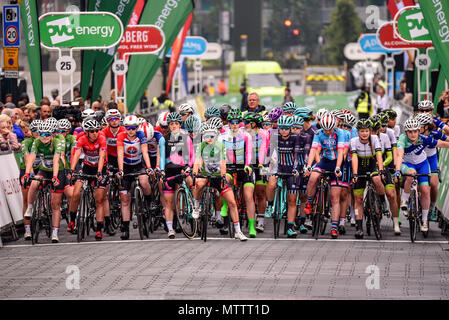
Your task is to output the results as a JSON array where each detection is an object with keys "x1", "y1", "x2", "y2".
[
  {"x1": 17, "y1": 120, "x2": 31, "y2": 138},
  {"x1": 282, "y1": 87, "x2": 294, "y2": 105},
  {"x1": 40, "y1": 97, "x2": 51, "y2": 106},
  {"x1": 240, "y1": 82, "x2": 249, "y2": 111},
  {"x1": 0, "y1": 115, "x2": 20, "y2": 151},
  {"x1": 74, "y1": 97, "x2": 85, "y2": 112},
  {"x1": 22, "y1": 107, "x2": 31, "y2": 123},
  {"x1": 0, "y1": 101, "x2": 4, "y2": 113},
  {"x1": 5, "y1": 93, "x2": 13, "y2": 103},
  {"x1": 354, "y1": 84, "x2": 372, "y2": 120},
  {"x1": 218, "y1": 78, "x2": 227, "y2": 96},
  {"x1": 2, "y1": 108, "x2": 24, "y2": 142},
  {"x1": 26, "y1": 103, "x2": 39, "y2": 121},
  {"x1": 5, "y1": 102, "x2": 15, "y2": 109},
  {"x1": 50, "y1": 88, "x2": 59, "y2": 102},
  {"x1": 106, "y1": 101, "x2": 118, "y2": 110},
  {"x1": 18, "y1": 101, "x2": 26, "y2": 108},
  {"x1": 437, "y1": 89, "x2": 449, "y2": 119},
  {"x1": 246, "y1": 92, "x2": 266, "y2": 113},
  {"x1": 73, "y1": 87, "x2": 81, "y2": 99},
  {"x1": 39, "y1": 105, "x2": 52, "y2": 120},
  {"x1": 91, "y1": 101, "x2": 102, "y2": 111},
  {"x1": 14, "y1": 108, "x2": 24, "y2": 121},
  {"x1": 50, "y1": 100, "x2": 60, "y2": 109},
  {"x1": 375, "y1": 81, "x2": 389, "y2": 114},
  {"x1": 19, "y1": 92, "x2": 29, "y2": 105},
  {"x1": 394, "y1": 80, "x2": 412, "y2": 106}
]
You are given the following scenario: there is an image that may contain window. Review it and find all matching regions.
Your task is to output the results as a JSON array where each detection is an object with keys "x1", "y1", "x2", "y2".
[{"x1": 247, "y1": 74, "x2": 284, "y2": 88}]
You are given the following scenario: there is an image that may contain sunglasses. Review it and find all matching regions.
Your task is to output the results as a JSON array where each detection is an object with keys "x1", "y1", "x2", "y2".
[
  {"x1": 243, "y1": 120, "x2": 253, "y2": 125},
  {"x1": 88, "y1": 129, "x2": 100, "y2": 133},
  {"x1": 180, "y1": 112, "x2": 190, "y2": 116},
  {"x1": 108, "y1": 117, "x2": 120, "y2": 122},
  {"x1": 420, "y1": 109, "x2": 433, "y2": 113},
  {"x1": 262, "y1": 122, "x2": 271, "y2": 126},
  {"x1": 292, "y1": 125, "x2": 302, "y2": 129},
  {"x1": 279, "y1": 126, "x2": 291, "y2": 130},
  {"x1": 39, "y1": 132, "x2": 52, "y2": 137},
  {"x1": 229, "y1": 120, "x2": 241, "y2": 125},
  {"x1": 56, "y1": 129, "x2": 64, "y2": 133},
  {"x1": 204, "y1": 134, "x2": 216, "y2": 139},
  {"x1": 126, "y1": 126, "x2": 137, "y2": 130}
]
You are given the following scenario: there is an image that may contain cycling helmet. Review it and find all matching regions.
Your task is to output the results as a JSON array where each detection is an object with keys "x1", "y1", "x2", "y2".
[
  {"x1": 371, "y1": 118, "x2": 382, "y2": 131},
  {"x1": 356, "y1": 119, "x2": 373, "y2": 130},
  {"x1": 342, "y1": 108, "x2": 352, "y2": 114},
  {"x1": 243, "y1": 112, "x2": 258, "y2": 123},
  {"x1": 81, "y1": 109, "x2": 96, "y2": 120},
  {"x1": 137, "y1": 117, "x2": 146, "y2": 126},
  {"x1": 219, "y1": 104, "x2": 232, "y2": 120},
  {"x1": 414, "y1": 112, "x2": 433, "y2": 126},
  {"x1": 227, "y1": 108, "x2": 243, "y2": 121},
  {"x1": 369, "y1": 114, "x2": 381, "y2": 124},
  {"x1": 331, "y1": 109, "x2": 345, "y2": 120},
  {"x1": 316, "y1": 108, "x2": 328, "y2": 121},
  {"x1": 385, "y1": 109, "x2": 397, "y2": 119},
  {"x1": 404, "y1": 118, "x2": 421, "y2": 131},
  {"x1": 82, "y1": 119, "x2": 100, "y2": 132},
  {"x1": 293, "y1": 116, "x2": 304, "y2": 126},
  {"x1": 277, "y1": 115, "x2": 294, "y2": 127},
  {"x1": 207, "y1": 117, "x2": 223, "y2": 130},
  {"x1": 294, "y1": 107, "x2": 313, "y2": 117},
  {"x1": 30, "y1": 120, "x2": 42, "y2": 132},
  {"x1": 379, "y1": 113, "x2": 389, "y2": 125},
  {"x1": 417, "y1": 99, "x2": 434, "y2": 110},
  {"x1": 166, "y1": 112, "x2": 182, "y2": 124},
  {"x1": 38, "y1": 120, "x2": 54, "y2": 133},
  {"x1": 58, "y1": 119, "x2": 72, "y2": 131},
  {"x1": 200, "y1": 122, "x2": 218, "y2": 135},
  {"x1": 268, "y1": 107, "x2": 283, "y2": 122},
  {"x1": 138, "y1": 122, "x2": 154, "y2": 140},
  {"x1": 123, "y1": 115, "x2": 139, "y2": 126},
  {"x1": 157, "y1": 111, "x2": 170, "y2": 127},
  {"x1": 178, "y1": 103, "x2": 194, "y2": 114},
  {"x1": 344, "y1": 113, "x2": 357, "y2": 127},
  {"x1": 101, "y1": 117, "x2": 108, "y2": 126},
  {"x1": 184, "y1": 115, "x2": 201, "y2": 133},
  {"x1": 262, "y1": 113, "x2": 270, "y2": 122},
  {"x1": 95, "y1": 110, "x2": 105, "y2": 123},
  {"x1": 45, "y1": 117, "x2": 59, "y2": 132},
  {"x1": 205, "y1": 106, "x2": 221, "y2": 119},
  {"x1": 282, "y1": 102, "x2": 297, "y2": 112},
  {"x1": 105, "y1": 108, "x2": 121, "y2": 120},
  {"x1": 320, "y1": 113, "x2": 337, "y2": 130}
]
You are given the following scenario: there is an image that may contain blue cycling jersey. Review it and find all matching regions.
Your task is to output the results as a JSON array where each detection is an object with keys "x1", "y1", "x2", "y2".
[{"x1": 311, "y1": 128, "x2": 347, "y2": 161}]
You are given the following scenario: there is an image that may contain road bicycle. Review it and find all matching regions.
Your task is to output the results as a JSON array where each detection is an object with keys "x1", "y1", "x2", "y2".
[
  {"x1": 310, "y1": 171, "x2": 334, "y2": 239},
  {"x1": 195, "y1": 174, "x2": 219, "y2": 242},
  {"x1": 125, "y1": 171, "x2": 151, "y2": 240},
  {"x1": 173, "y1": 173, "x2": 197, "y2": 239},
  {"x1": 226, "y1": 166, "x2": 249, "y2": 237},
  {"x1": 108, "y1": 166, "x2": 122, "y2": 231},
  {"x1": 148, "y1": 172, "x2": 165, "y2": 234},
  {"x1": 270, "y1": 172, "x2": 293, "y2": 239},
  {"x1": 29, "y1": 176, "x2": 53, "y2": 245},
  {"x1": 74, "y1": 173, "x2": 97, "y2": 243}
]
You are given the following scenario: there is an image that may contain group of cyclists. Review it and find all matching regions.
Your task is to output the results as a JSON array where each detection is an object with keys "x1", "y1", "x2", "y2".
[{"x1": 18, "y1": 98, "x2": 449, "y2": 243}]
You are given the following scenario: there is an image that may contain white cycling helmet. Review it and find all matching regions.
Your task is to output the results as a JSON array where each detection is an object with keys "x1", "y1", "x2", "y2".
[
  {"x1": 414, "y1": 113, "x2": 433, "y2": 126},
  {"x1": 123, "y1": 115, "x2": 139, "y2": 127},
  {"x1": 404, "y1": 118, "x2": 421, "y2": 131},
  {"x1": 157, "y1": 111, "x2": 170, "y2": 127},
  {"x1": 137, "y1": 117, "x2": 146, "y2": 126},
  {"x1": 200, "y1": 122, "x2": 218, "y2": 135},
  {"x1": 82, "y1": 109, "x2": 96, "y2": 119},
  {"x1": 58, "y1": 119, "x2": 72, "y2": 131},
  {"x1": 178, "y1": 103, "x2": 194, "y2": 114},
  {"x1": 82, "y1": 119, "x2": 100, "y2": 131},
  {"x1": 105, "y1": 109, "x2": 121, "y2": 120},
  {"x1": 320, "y1": 113, "x2": 337, "y2": 130},
  {"x1": 138, "y1": 122, "x2": 154, "y2": 141},
  {"x1": 39, "y1": 120, "x2": 54, "y2": 133},
  {"x1": 331, "y1": 109, "x2": 345, "y2": 120},
  {"x1": 417, "y1": 100, "x2": 434, "y2": 110},
  {"x1": 316, "y1": 108, "x2": 329, "y2": 121},
  {"x1": 45, "y1": 117, "x2": 58, "y2": 132},
  {"x1": 344, "y1": 113, "x2": 357, "y2": 127},
  {"x1": 207, "y1": 117, "x2": 223, "y2": 130}
]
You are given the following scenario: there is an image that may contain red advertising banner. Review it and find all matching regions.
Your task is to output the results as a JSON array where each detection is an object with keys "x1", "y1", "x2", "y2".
[
  {"x1": 378, "y1": 22, "x2": 433, "y2": 50},
  {"x1": 117, "y1": 25, "x2": 165, "y2": 54}
]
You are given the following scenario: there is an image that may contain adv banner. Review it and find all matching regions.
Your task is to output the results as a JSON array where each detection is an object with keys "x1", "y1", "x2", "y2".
[
  {"x1": 125, "y1": 0, "x2": 194, "y2": 113},
  {"x1": 420, "y1": 0, "x2": 449, "y2": 81},
  {"x1": 90, "y1": 0, "x2": 137, "y2": 102},
  {"x1": 0, "y1": 153, "x2": 23, "y2": 224},
  {"x1": 19, "y1": 0, "x2": 42, "y2": 103}
]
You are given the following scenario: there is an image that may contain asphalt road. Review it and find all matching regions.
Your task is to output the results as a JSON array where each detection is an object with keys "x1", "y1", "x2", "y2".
[{"x1": 1, "y1": 216, "x2": 448, "y2": 300}]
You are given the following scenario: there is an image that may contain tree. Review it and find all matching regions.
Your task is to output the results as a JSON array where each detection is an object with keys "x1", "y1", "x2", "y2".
[{"x1": 323, "y1": 0, "x2": 364, "y2": 65}]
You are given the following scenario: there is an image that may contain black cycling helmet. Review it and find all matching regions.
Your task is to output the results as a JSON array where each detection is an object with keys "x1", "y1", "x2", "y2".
[
  {"x1": 219, "y1": 104, "x2": 232, "y2": 121},
  {"x1": 356, "y1": 119, "x2": 373, "y2": 130},
  {"x1": 385, "y1": 109, "x2": 397, "y2": 119}
]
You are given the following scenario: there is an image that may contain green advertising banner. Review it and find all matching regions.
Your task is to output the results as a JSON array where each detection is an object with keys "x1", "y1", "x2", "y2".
[
  {"x1": 90, "y1": 0, "x2": 137, "y2": 102},
  {"x1": 20, "y1": 0, "x2": 42, "y2": 103},
  {"x1": 397, "y1": 7, "x2": 433, "y2": 42},
  {"x1": 125, "y1": 0, "x2": 194, "y2": 113},
  {"x1": 436, "y1": 148, "x2": 449, "y2": 215},
  {"x1": 80, "y1": 0, "x2": 100, "y2": 100},
  {"x1": 420, "y1": 0, "x2": 449, "y2": 82}
]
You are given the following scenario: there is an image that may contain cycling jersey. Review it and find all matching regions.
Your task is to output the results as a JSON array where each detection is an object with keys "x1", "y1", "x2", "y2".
[
  {"x1": 424, "y1": 130, "x2": 447, "y2": 157},
  {"x1": 21, "y1": 137, "x2": 41, "y2": 170},
  {"x1": 63, "y1": 134, "x2": 76, "y2": 169},
  {"x1": 147, "y1": 131, "x2": 163, "y2": 158},
  {"x1": 350, "y1": 135, "x2": 382, "y2": 159},
  {"x1": 30, "y1": 137, "x2": 65, "y2": 172},
  {"x1": 101, "y1": 126, "x2": 126, "y2": 157},
  {"x1": 218, "y1": 129, "x2": 253, "y2": 167},
  {"x1": 196, "y1": 140, "x2": 226, "y2": 176},
  {"x1": 298, "y1": 126, "x2": 317, "y2": 165},
  {"x1": 397, "y1": 133, "x2": 438, "y2": 165},
  {"x1": 73, "y1": 127, "x2": 83, "y2": 137},
  {"x1": 116, "y1": 131, "x2": 148, "y2": 166},
  {"x1": 247, "y1": 128, "x2": 268, "y2": 167},
  {"x1": 159, "y1": 132, "x2": 194, "y2": 171},
  {"x1": 385, "y1": 127, "x2": 397, "y2": 148},
  {"x1": 75, "y1": 134, "x2": 107, "y2": 167},
  {"x1": 311, "y1": 128, "x2": 347, "y2": 161},
  {"x1": 268, "y1": 131, "x2": 301, "y2": 172}
]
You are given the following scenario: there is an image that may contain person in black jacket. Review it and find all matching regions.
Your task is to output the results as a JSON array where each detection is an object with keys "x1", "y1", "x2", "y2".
[
  {"x1": 240, "y1": 82, "x2": 249, "y2": 111},
  {"x1": 247, "y1": 92, "x2": 266, "y2": 113}
]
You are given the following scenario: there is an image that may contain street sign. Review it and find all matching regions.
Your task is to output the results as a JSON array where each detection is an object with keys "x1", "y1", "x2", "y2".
[
  {"x1": 384, "y1": 57, "x2": 396, "y2": 69},
  {"x1": 3, "y1": 5, "x2": 20, "y2": 47},
  {"x1": 343, "y1": 42, "x2": 381, "y2": 61},
  {"x1": 200, "y1": 42, "x2": 223, "y2": 60},
  {"x1": 117, "y1": 25, "x2": 165, "y2": 54},
  {"x1": 56, "y1": 56, "x2": 76, "y2": 76},
  {"x1": 3, "y1": 47, "x2": 18, "y2": 79},
  {"x1": 378, "y1": 22, "x2": 433, "y2": 50},
  {"x1": 194, "y1": 59, "x2": 202, "y2": 70},
  {"x1": 166, "y1": 36, "x2": 208, "y2": 56},
  {"x1": 39, "y1": 12, "x2": 123, "y2": 49},
  {"x1": 415, "y1": 53, "x2": 431, "y2": 70},
  {"x1": 395, "y1": 6, "x2": 433, "y2": 43},
  {"x1": 112, "y1": 59, "x2": 128, "y2": 75},
  {"x1": 359, "y1": 34, "x2": 401, "y2": 54}
]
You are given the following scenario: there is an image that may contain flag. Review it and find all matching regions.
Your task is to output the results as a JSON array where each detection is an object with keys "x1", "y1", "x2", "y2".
[
  {"x1": 125, "y1": 0, "x2": 195, "y2": 113},
  {"x1": 19, "y1": 0, "x2": 42, "y2": 103},
  {"x1": 117, "y1": 0, "x2": 146, "y2": 95},
  {"x1": 165, "y1": 12, "x2": 193, "y2": 95}
]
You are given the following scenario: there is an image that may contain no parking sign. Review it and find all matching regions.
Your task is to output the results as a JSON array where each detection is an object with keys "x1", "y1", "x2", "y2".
[{"x1": 3, "y1": 5, "x2": 20, "y2": 47}]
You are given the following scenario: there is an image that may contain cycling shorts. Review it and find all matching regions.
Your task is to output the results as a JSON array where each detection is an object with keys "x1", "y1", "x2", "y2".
[
  {"x1": 226, "y1": 167, "x2": 255, "y2": 188},
  {"x1": 35, "y1": 169, "x2": 67, "y2": 193},
  {"x1": 204, "y1": 176, "x2": 232, "y2": 196},
  {"x1": 427, "y1": 153, "x2": 439, "y2": 175},
  {"x1": 401, "y1": 160, "x2": 430, "y2": 186},
  {"x1": 273, "y1": 170, "x2": 300, "y2": 194},
  {"x1": 120, "y1": 163, "x2": 146, "y2": 193},
  {"x1": 20, "y1": 168, "x2": 40, "y2": 190},
  {"x1": 163, "y1": 166, "x2": 185, "y2": 194},
  {"x1": 353, "y1": 158, "x2": 378, "y2": 194},
  {"x1": 340, "y1": 158, "x2": 352, "y2": 188},
  {"x1": 108, "y1": 155, "x2": 118, "y2": 172},
  {"x1": 77, "y1": 165, "x2": 108, "y2": 189},
  {"x1": 253, "y1": 166, "x2": 268, "y2": 186},
  {"x1": 313, "y1": 158, "x2": 339, "y2": 187}
]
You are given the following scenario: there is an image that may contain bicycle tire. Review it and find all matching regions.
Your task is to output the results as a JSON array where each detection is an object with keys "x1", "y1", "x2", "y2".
[
  {"x1": 202, "y1": 196, "x2": 209, "y2": 242},
  {"x1": 175, "y1": 188, "x2": 197, "y2": 239},
  {"x1": 77, "y1": 193, "x2": 88, "y2": 242},
  {"x1": 370, "y1": 190, "x2": 382, "y2": 240},
  {"x1": 272, "y1": 187, "x2": 281, "y2": 239},
  {"x1": 134, "y1": 187, "x2": 146, "y2": 240},
  {"x1": 313, "y1": 187, "x2": 324, "y2": 240},
  {"x1": 31, "y1": 192, "x2": 43, "y2": 245},
  {"x1": 409, "y1": 190, "x2": 417, "y2": 243},
  {"x1": 320, "y1": 185, "x2": 331, "y2": 236},
  {"x1": 44, "y1": 192, "x2": 52, "y2": 239}
]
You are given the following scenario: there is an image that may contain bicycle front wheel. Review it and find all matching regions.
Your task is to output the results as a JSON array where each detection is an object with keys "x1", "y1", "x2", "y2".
[
  {"x1": 409, "y1": 191, "x2": 417, "y2": 243},
  {"x1": 370, "y1": 191, "x2": 382, "y2": 240},
  {"x1": 31, "y1": 192, "x2": 43, "y2": 245},
  {"x1": 77, "y1": 193, "x2": 88, "y2": 242},
  {"x1": 175, "y1": 188, "x2": 197, "y2": 239}
]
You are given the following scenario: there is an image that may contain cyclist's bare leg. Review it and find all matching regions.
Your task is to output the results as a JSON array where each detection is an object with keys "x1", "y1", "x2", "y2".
[
  {"x1": 139, "y1": 174, "x2": 151, "y2": 196},
  {"x1": 26, "y1": 179, "x2": 40, "y2": 206},
  {"x1": 22, "y1": 188, "x2": 29, "y2": 225},
  {"x1": 103, "y1": 186, "x2": 110, "y2": 218},
  {"x1": 51, "y1": 192, "x2": 63, "y2": 228},
  {"x1": 430, "y1": 175, "x2": 438, "y2": 208},
  {"x1": 300, "y1": 193, "x2": 307, "y2": 216},
  {"x1": 244, "y1": 185, "x2": 255, "y2": 220},
  {"x1": 287, "y1": 193, "x2": 297, "y2": 223},
  {"x1": 255, "y1": 184, "x2": 266, "y2": 215},
  {"x1": 339, "y1": 187, "x2": 349, "y2": 221},
  {"x1": 68, "y1": 181, "x2": 83, "y2": 214},
  {"x1": 372, "y1": 176, "x2": 386, "y2": 196},
  {"x1": 222, "y1": 190, "x2": 239, "y2": 224},
  {"x1": 193, "y1": 178, "x2": 206, "y2": 201},
  {"x1": 354, "y1": 194, "x2": 364, "y2": 221},
  {"x1": 330, "y1": 186, "x2": 341, "y2": 222},
  {"x1": 305, "y1": 171, "x2": 321, "y2": 201},
  {"x1": 119, "y1": 192, "x2": 131, "y2": 222},
  {"x1": 164, "y1": 192, "x2": 176, "y2": 227},
  {"x1": 386, "y1": 187, "x2": 398, "y2": 217},
  {"x1": 418, "y1": 185, "x2": 431, "y2": 212},
  {"x1": 94, "y1": 188, "x2": 106, "y2": 223},
  {"x1": 266, "y1": 176, "x2": 277, "y2": 201}
]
